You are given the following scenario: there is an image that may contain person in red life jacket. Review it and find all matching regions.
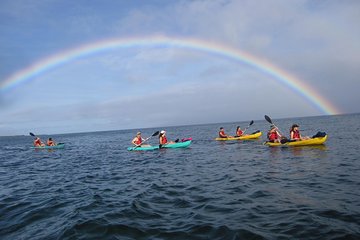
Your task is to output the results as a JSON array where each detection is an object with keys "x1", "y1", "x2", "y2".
[
  {"x1": 132, "y1": 132, "x2": 144, "y2": 146},
  {"x1": 159, "y1": 130, "x2": 174, "y2": 145},
  {"x1": 47, "y1": 138, "x2": 56, "y2": 146},
  {"x1": 267, "y1": 125, "x2": 282, "y2": 143},
  {"x1": 290, "y1": 124, "x2": 310, "y2": 141},
  {"x1": 34, "y1": 137, "x2": 45, "y2": 147},
  {"x1": 132, "y1": 132, "x2": 151, "y2": 147},
  {"x1": 235, "y1": 126, "x2": 244, "y2": 137},
  {"x1": 219, "y1": 127, "x2": 232, "y2": 138}
]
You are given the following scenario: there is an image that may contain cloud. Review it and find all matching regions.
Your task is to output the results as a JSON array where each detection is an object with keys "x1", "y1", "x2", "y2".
[{"x1": 1, "y1": 0, "x2": 359, "y2": 135}]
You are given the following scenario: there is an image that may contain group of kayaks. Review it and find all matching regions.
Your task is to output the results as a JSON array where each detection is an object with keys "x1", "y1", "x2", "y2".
[
  {"x1": 30, "y1": 115, "x2": 328, "y2": 151},
  {"x1": 127, "y1": 130, "x2": 328, "y2": 151},
  {"x1": 217, "y1": 130, "x2": 328, "y2": 147},
  {"x1": 30, "y1": 133, "x2": 328, "y2": 151}
]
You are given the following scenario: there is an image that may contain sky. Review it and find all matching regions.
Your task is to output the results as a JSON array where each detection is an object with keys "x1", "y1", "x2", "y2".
[{"x1": 0, "y1": 0, "x2": 359, "y2": 136}]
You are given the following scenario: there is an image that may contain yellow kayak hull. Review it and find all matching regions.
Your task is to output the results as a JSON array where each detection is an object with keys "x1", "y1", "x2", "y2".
[
  {"x1": 264, "y1": 135, "x2": 328, "y2": 147},
  {"x1": 215, "y1": 131, "x2": 262, "y2": 141}
]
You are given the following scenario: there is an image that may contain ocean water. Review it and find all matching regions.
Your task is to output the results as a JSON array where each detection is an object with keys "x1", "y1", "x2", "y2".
[{"x1": 0, "y1": 114, "x2": 359, "y2": 240}]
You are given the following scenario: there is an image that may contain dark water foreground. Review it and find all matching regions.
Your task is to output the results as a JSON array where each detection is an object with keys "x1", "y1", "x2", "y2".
[{"x1": 0, "y1": 114, "x2": 359, "y2": 239}]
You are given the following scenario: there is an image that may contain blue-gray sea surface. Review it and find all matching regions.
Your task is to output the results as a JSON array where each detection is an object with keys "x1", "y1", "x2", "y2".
[{"x1": 0, "y1": 114, "x2": 359, "y2": 239}]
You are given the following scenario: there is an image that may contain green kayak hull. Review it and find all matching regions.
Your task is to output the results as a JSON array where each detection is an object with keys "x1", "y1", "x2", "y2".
[
  {"x1": 128, "y1": 140, "x2": 192, "y2": 151},
  {"x1": 31, "y1": 143, "x2": 65, "y2": 149}
]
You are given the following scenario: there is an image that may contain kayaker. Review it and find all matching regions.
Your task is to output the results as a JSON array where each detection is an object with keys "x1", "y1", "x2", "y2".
[
  {"x1": 132, "y1": 132, "x2": 149, "y2": 147},
  {"x1": 47, "y1": 138, "x2": 56, "y2": 146},
  {"x1": 219, "y1": 127, "x2": 232, "y2": 138},
  {"x1": 34, "y1": 137, "x2": 45, "y2": 147},
  {"x1": 267, "y1": 125, "x2": 282, "y2": 143},
  {"x1": 159, "y1": 130, "x2": 174, "y2": 145},
  {"x1": 290, "y1": 124, "x2": 310, "y2": 141},
  {"x1": 235, "y1": 126, "x2": 244, "y2": 137}
]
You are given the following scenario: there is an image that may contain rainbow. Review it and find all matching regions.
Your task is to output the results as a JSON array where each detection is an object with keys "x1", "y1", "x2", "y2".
[{"x1": 0, "y1": 35, "x2": 340, "y2": 115}]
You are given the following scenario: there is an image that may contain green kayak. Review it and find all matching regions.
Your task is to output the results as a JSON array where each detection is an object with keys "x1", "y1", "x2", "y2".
[
  {"x1": 31, "y1": 143, "x2": 65, "y2": 149},
  {"x1": 128, "y1": 140, "x2": 192, "y2": 151}
]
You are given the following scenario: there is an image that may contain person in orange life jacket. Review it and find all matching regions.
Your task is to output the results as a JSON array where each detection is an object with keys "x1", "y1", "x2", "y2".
[
  {"x1": 290, "y1": 124, "x2": 310, "y2": 141},
  {"x1": 131, "y1": 132, "x2": 150, "y2": 147},
  {"x1": 235, "y1": 126, "x2": 244, "y2": 137},
  {"x1": 47, "y1": 138, "x2": 56, "y2": 146},
  {"x1": 34, "y1": 137, "x2": 45, "y2": 147},
  {"x1": 267, "y1": 125, "x2": 282, "y2": 143},
  {"x1": 159, "y1": 130, "x2": 175, "y2": 145},
  {"x1": 219, "y1": 127, "x2": 232, "y2": 138}
]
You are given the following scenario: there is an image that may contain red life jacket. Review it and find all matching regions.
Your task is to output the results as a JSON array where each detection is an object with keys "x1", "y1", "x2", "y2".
[
  {"x1": 236, "y1": 130, "x2": 243, "y2": 137},
  {"x1": 34, "y1": 139, "x2": 42, "y2": 146},
  {"x1": 134, "y1": 136, "x2": 142, "y2": 145},
  {"x1": 160, "y1": 136, "x2": 168, "y2": 144},
  {"x1": 219, "y1": 130, "x2": 226, "y2": 138},
  {"x1": 268, "y1": 131, "x2": 278, "y2": 141},
  {"x1": 291, "y1": 130, "x2": 300, "y2": 139}
]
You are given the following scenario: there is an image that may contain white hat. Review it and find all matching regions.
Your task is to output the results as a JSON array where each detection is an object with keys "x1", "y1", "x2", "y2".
[{"x1": 160, "y1": 130, "x2": 166, "y2": 134}]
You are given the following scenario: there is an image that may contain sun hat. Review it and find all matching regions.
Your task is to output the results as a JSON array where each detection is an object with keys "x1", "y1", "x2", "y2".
[
  {"x1": 137, "y1": 131, "x2": 141, "y2": 135},
  {"x1": 160, "y1": 130, "x2": 166, "y2": 134}
]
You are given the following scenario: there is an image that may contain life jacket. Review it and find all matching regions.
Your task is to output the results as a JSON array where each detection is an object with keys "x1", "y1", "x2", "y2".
[
  {"x1": 236, "y1": 129, "x2": 243, "y2": 137},
  {"x1": 219, "y1": 131, "x2": 226, "y2": 138},
  {"x1": 34, "y1": 138, "x2": 42, "y2": 146},
  {"x1": 291, "y1": 130, "x2": 300, "y2": 139},
  {"x1": 268, "y1": 131, "x2": 278, "y2": 141},
  {"x1": 160, "y1": 136, "x2": 168, "y2": 144},
  {"x1": 47, "y1": 140, "x2": 54, "y2": 146},
  {"x1": 134, "y1": 136, "x2": 142, "y2": 145}
]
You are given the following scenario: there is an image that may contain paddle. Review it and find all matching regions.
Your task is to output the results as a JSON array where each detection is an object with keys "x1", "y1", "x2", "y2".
[
  {"x1": 133, "y1": 131, "x2": 159, "y2": 149},
  {"x1": 242, "y1": 120, "x2": 254, "y2": 135}
]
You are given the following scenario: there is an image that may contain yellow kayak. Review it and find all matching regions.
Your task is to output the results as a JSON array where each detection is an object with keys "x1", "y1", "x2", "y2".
[
  {"x1": 264, "y1": 135, "x2": 328, "y2": 147},
  {"x1": 215, "y1": 131, "x2": 262, "y2": 141}
]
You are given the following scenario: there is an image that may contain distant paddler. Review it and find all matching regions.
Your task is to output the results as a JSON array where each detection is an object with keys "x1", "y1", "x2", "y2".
[
  {"x1": 159, "y1": 130, "x2": 176, "y2": 146},
  {"x1": 47, "y1": 138, "x2": 56, "y2": 146},
  {"x1": 235, "y1": 120, "x2": 254, "y2": 137},
  {"x1": 289, "y1": 124, "x2": 310, "y2": 141},
  {"x1": 34, "y1": 137, "x2": 45, "y2": 147},
  {"x1": 219, "y1": 127, "x2": 233, "y2": 138},
  {"x1": 235, "y1": 126, "x2": 244, "y2": 137},
  {"x1": 267, "y1": 125, "x2": 282, "y2": 143},
  {"x1": 132, "y1": 132, "x2": 151, "y2": 147}
]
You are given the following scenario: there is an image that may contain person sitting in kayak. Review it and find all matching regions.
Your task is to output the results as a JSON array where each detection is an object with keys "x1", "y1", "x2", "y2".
[
  {"x1": 219, "y1": 127, "x2": 232, "y2": 138},
  {"x1": 235, "y1": 126, "x2": 244, "y2": 137},
  {"x1": 131, "y1": 132, "x2": 150, "y2": 147},
  {"x1": 290, "y1": 124, "x2": 310, "y2": 141},
  {"x1": 267, "y1": 126, "x2": 282, "y2": 143},
  {"x1": 47, "y1": 138, "x2": 56, "y2": 146},
  {"x1": 159, "y1": 130, "x2": 175, "y2": 145},
  {"x1": 34, "y1": 137, "x2": 45, "y2": 147}
]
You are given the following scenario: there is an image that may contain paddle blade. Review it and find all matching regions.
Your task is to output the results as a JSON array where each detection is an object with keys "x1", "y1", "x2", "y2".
[
  {"x1": 29, "y1": 132, "x2": 35, "y2": 137},
  {"x1": 249, "y1": 120, "x2": 254, "y2": 126},
  {"x1": 264, "y1": 115, "x2": 273, "y2": 124},
  {"x1": 152, "y1": 131, "x2": 160, "y2": 136}
]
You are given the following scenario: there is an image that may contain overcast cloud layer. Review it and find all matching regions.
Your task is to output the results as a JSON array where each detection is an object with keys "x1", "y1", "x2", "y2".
[{"x1": 0, "y1": 0, "x2": 359, "y2": 136}]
